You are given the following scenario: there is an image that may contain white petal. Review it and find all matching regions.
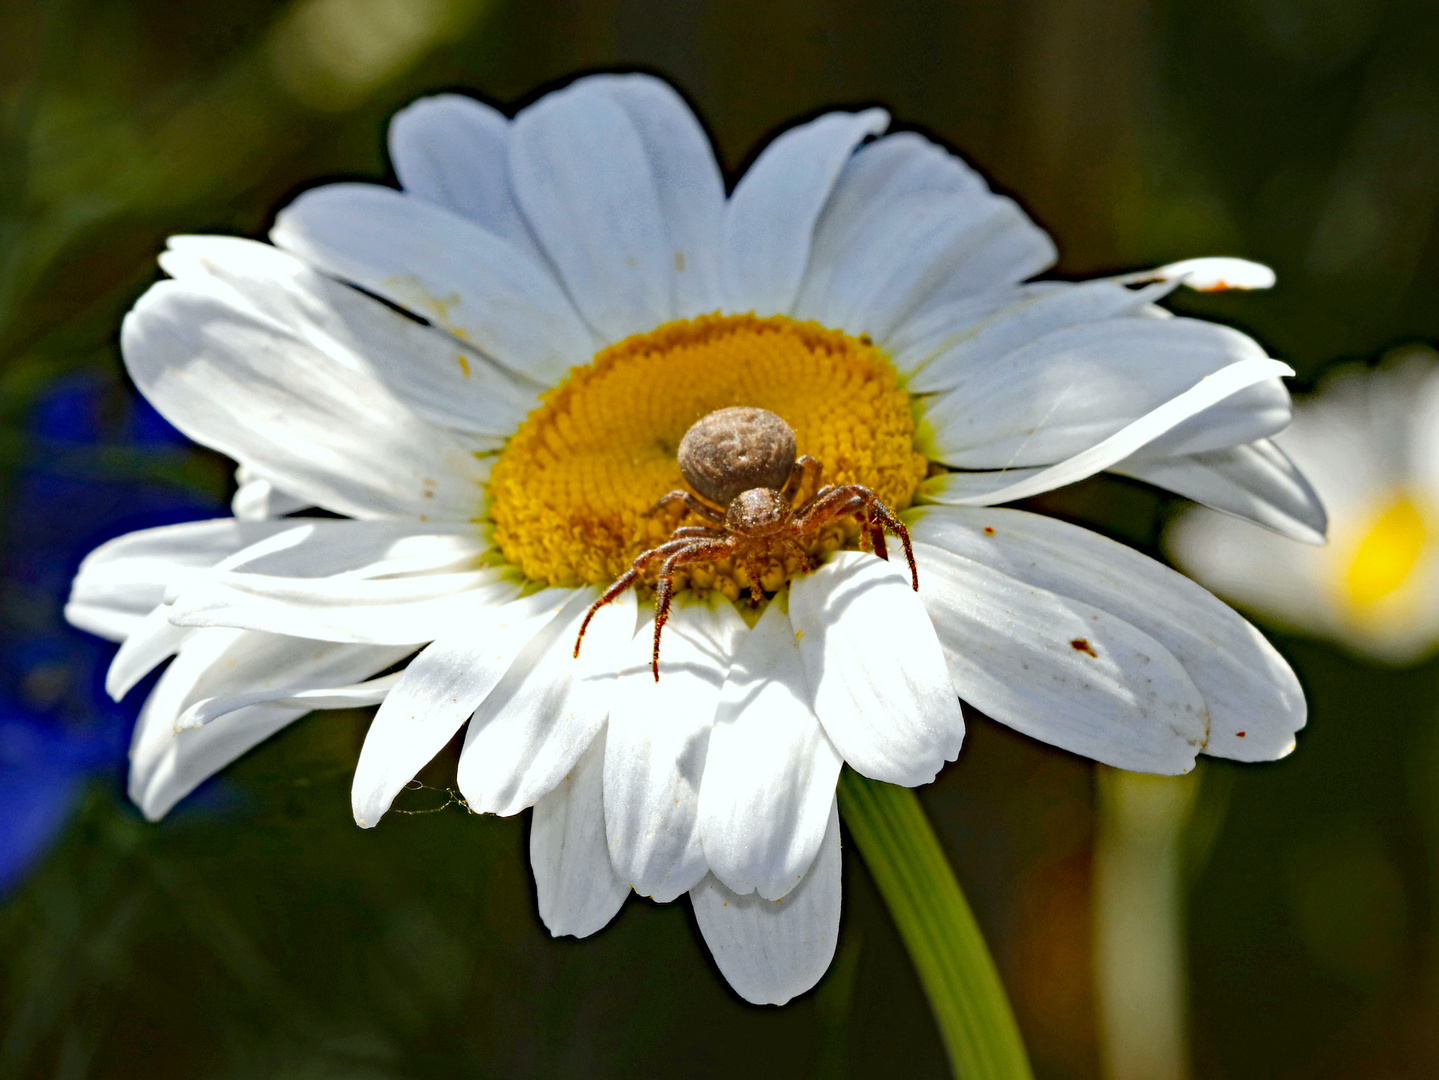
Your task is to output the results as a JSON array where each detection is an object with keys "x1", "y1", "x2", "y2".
[
  {"x1": 918, "y1": 318, "x2": 1291, "y2": 469},
  {"x1": 793, "y1": 131, "x2": 989, "y2": 316},
  {"x1": 387, "y1": 94, "x2": 543, "y2": 258},
  {"x1": 880, "y1": 283, "x2": 1064, "y2": 361},
  {"x1": 921, "y1": 357, "x2": 1295, "y2": 507},
  {"x1": 1129, "y1": 257, "x2": 1276, "y2": 292},
  {"x1": 167, "y1": 570, "x2": 515, "y2": 645},
  {"x1": 101, "y1": 520, "x2": 465, "y2": 699},
  {"x1": 460, "y1": 589, "x2": 636, "y2": 816},
  {"x1": 133, "y1": 699, "x2": 299, "y2": 821},
  {"x1": 232, "y1": 464, "x2": 311, "y2": 520},
  {"x1": 603, "y1": 596, "x2": 746, "y2": 902},
  {"x1": 898, "y1": 280, "x2": 1174, "y2": 393},
  {"x1": 128, "y1": 628, "x2": 407, "y2": 820},
  {"x1": 105, "y1": 607, "x2": 197, "y2": 700},
  {"x1": 720, "y1": 109, "x2": 888, "y2": 316},
  {"x1": 690, "y1": 799, "x2": 841, "y2": 1006},
  {"x1": 530, "y1": 728, "x2": 630, "y2": 938},
  {"x1": 123, "y1": 277, "x2": 487, "y2": 520},
  {"x1": 582, "y1": 74, "x2": 726, "y2": 318},
  {"x1": 163, "y1": 235, "x2": 542, "y2": 441},
  {"x1": 1114, "y1": 440, "x2": 1327, "y2": 545},
  {"x1": 350, "y1": 588, "x2": 573, "y2": 828},
  {"x1": 912, "y1": 540, "x2": 1209, "y2": 773},
  {"x1": 271, "y1": 183, "x2": 596, "y2": 384},
  {"x1": 797, "y1": 137, "x2": 1055, "y2": 338},
  {"x1": 157, "y1": 630, "x2": 409, "y2": 733},
  {"x1": 65, "y1": 518, "x2": 296, "y2": 641},
  {"x1": 178, "y1": 673, "x2": 401, "y2": 730},
  {"x1": 787, "y1": 551, "x2": 963, "y2": 786},
  {"x1": 909, "y1": 506, "x2": 1306, "y2": 763},
  {"x1": 178, "y1": 518, "x2": 487, "y2": 583},
  {"x1": 699, "y1": 600, "x2": 842, "y2": 900},
  {"x1": 903, "y1": 208, "x2": 1058, "y2": 319},
  {"x1": 511, "y1": 80, "x2": 700, "y2": 340},
  {"x1": 811, "y1": 190, "x2": 1051, "y2": 340},
  {"x1": 62, "y1": 600, "x2": 148, "y2": 644}
]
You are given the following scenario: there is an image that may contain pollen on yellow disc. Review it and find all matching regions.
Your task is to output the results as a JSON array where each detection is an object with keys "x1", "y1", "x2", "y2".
[
  {"x1": 1342, "y1": 496, "x2": 1428, "y2": 610},
  {"x1": 487, "y1": 313, "x2": 928, "y2": 587}
]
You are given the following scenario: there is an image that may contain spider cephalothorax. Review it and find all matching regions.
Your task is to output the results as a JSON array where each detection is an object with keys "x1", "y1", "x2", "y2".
[{"x1": 572, "y1": 406, "x2": 918, "y2": 680}]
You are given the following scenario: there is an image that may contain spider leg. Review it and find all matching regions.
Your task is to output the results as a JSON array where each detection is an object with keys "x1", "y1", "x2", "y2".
[
  {"x1": 653, "y1": 489, "x2": 726, "y2": 524},
  {"x1": 782, "y1": 455, "x2": 823, "y2": 502},
  {"x1": 781, "y1": 536, "x2": 815, "y2": 572},
  {"x1": 652, "y1": 538, "x2": 736, "y2": 680},
  {"x1": 574, "y1": 537, "x2": 693, "y2": 659},
  {"x1": 794, "y1": 488, "x2": 866, "y2": 534},
  {"x1": 669, "y1": 525, "x2": 727, "y2": 540},
  {"x1": 864, "y1": 496, "x2": 918, "y2": 591},
  {"x1": 793, "y1": 484, "x2": 861, "y2": 524},
  {"x1": 742, "y1": 554, "x2": 768, "y2": 606},
  {"x1": 794, "y1": 485, "x2": 919, "y2": 591},
  {"x1": 866, "y1": 505, "x2": 890, "y2": 562},
  {"x1": 794, "y1": 483, "x2": 840, "y2": 517}
]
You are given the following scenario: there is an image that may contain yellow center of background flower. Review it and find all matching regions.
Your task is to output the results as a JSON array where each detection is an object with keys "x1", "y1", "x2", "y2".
[
  {"x1": 488, "y1": 313, "x2": 927, "y2": 594},
  {"x1": 1343, "y1": 495, "x2": 1428, "y2": 610}
]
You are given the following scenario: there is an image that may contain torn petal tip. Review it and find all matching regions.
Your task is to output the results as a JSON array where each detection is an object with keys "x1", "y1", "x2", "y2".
[{"x1": 1157, "y1": 257, "x2": 1277, "y2": 292}]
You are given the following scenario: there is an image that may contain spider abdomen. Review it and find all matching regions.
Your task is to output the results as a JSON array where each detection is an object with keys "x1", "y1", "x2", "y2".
[{"x1": 678, "y1": 406, "x2": 796, "y2": 506}]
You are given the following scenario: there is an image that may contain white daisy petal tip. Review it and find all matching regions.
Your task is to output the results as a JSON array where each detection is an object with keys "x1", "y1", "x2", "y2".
[
  {"x1": 909, "y1": 505, "x2": 1307, "y2": 770},
  {"x1": 530, "y1": 730, "x2": 630, "y2": 938},
  {"x1": 1146, "y1": 257, "x2": 1277, "y2": 292},
  {"x1": 690, "y1": 800, "x2": 842, "y2": 1005}
]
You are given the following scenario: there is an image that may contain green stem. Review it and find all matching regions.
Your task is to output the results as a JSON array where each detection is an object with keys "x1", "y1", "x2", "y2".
[{"x1": 838, "y1": 770, "x2": 1034, "y2": 1080}]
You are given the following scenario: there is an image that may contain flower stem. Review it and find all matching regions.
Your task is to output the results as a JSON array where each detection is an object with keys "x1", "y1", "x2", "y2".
[
  {"x1": 837, "y1": 770, "x2": 1033, "y2": 1080},
  {"x1": 1092, "y1": 765, "x2": 1200, "y2": 1080}
]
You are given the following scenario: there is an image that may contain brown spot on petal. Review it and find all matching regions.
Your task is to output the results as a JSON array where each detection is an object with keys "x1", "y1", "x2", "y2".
[
  {"x1": 984, "y1": 526, "x2": 995, "y2": 536},
  {"x1": 1070, "y1": 638, "x2": 1097, "y2": 658}
]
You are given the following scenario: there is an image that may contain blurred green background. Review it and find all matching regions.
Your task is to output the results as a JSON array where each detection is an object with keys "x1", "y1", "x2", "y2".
[{"x1": 2, "y1": 1, "x2": 1438, "y2": 1077}]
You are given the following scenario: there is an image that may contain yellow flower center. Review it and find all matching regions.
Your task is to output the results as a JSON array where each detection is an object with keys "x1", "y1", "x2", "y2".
[
  {"x1": 1342, "y1": 495, "x2": 1428, "y2": 610},
  {"x1": 487, "y1": 313, "x2": 927, "y2": 596}
]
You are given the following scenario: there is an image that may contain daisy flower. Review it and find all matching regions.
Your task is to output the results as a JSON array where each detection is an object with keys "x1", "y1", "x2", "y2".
[
  {"x1": 1170, "y1": 350, "x2": 1439, "y2": 664},
  {"x1": 67, "y1": 74, "x2": 1315, "y2": 1005}
]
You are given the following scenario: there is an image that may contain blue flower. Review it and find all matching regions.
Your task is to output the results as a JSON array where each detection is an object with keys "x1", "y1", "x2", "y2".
[{"x1": 0, "y1": 375, "x2": 222, "y2": 894}]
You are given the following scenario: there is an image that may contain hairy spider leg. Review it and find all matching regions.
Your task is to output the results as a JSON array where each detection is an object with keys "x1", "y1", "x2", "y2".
[
  {"x1": 795, "y1": 485, "x2": 919, "y2": 591},
  {"x1": 794, "y1": 483, "x2": 836, "y2": 517},
  {"x1": 781, "y1": 535, "x2": 819, "y2": 573},
  {"x1": 864, "y1": 503, "x2": 890, "y2": 561},
  {"x1": 864, "y1": 498, "x2": 916, "y2": 588},
  {"x1": 574, "y1": 536, "x2": 696, "y2": 659},
  {"x1": 741, "y1": 545, "x2": 770, "y2": 606},
  {"x1": 652, "y1": 538, "x2": 737, "y2": 679},
  {"x1": 811, "y1": 491, "x2": 881, "y2": 554},
  {"x1": 653, "y1": 489, "x2": 726, "y2": 524},
  {"x1": 782, "y1": 455, "x2": 823, "y2": 502}
]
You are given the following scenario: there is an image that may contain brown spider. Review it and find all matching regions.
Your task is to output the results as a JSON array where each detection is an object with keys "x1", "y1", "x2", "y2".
[{"x1": 572, "y1": 406, "x2": 918, "y2": 680}]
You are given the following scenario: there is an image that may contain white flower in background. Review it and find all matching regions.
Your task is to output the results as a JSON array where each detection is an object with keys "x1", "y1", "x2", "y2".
[
  {"x1": 66, "y1": 74, "x2": 1316, "y2": 1005},
  {"x1": 1171, "y1": 350, "x2": 1439, "y2": 664}
]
